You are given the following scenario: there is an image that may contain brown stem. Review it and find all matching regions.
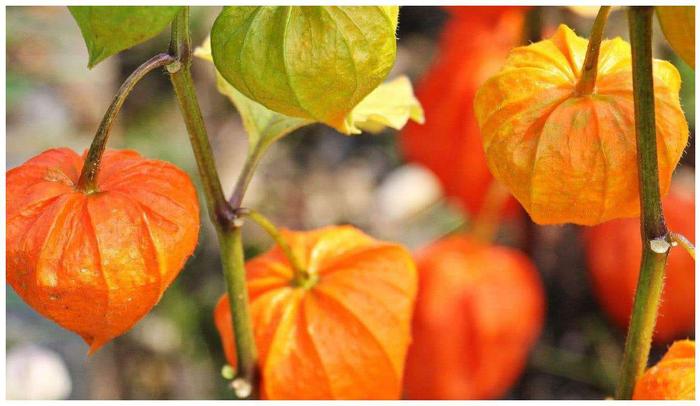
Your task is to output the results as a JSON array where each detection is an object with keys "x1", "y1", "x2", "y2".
[{"x1": 76, "y1": 53, "x2": 176, "y2": 193}]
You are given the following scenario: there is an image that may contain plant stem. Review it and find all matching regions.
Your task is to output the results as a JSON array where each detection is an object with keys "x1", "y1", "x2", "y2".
[
  {"x1": 522, "y1": 7, "x2": 543, "y2": 43},
  {"x1": 236, "y1": 208, "x2": 309, "y2": 286},
  {"x1": 669, "y1": 232, "x2": 695, "y2": 260},
  {"x1": 168, "y1": 9, "x2": 232, "y2": 227},
  {"x1": 76, "y1": 53, "x2": 176, "y2": 193},
  {"x1": 229, "y1": 142, "x2": 271, "y2": 208},
  {"x1": 219, "y1": 228, "x2": 258, "y2": 399},
  {"x1": 167, "y1": 7, "x2": 258, "y2": 398},
  {"x1": 615, "y1": 6, "x2": 670, "y2": 399},
  {"x1": 575, "y1": 6, "x2": 612, "y2": 96}
]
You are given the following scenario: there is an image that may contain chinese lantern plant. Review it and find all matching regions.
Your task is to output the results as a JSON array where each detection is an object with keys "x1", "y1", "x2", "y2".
[
  {"x1": 400, "y1": 7, "x2": 527, "y2": 219},
  {"x1": 6, "y1": 5, "x2": 424, "y2": 400},
  {"x1": 404, "y1": 235, "x2": 544, "y2": 400},
  {"x1": 585, "y1": 177, "x2": 695, "y2": 343},
  {"x1": 6, "y1": 148, "x2": 200, "y2": 353},
  {"x1": 474, "y1": 14, "x2": 688, "y2": 226},
  {"x1": 633, "y1": 340, "x2": 695, "y2": 400},
  {"x1": 656, "y1": 6, "x2": 695, "y2": 69},
  {"x1": 214, "y1": 226, "x2": 417, "y2": 399},
  {"x1": 473, "y1": 6, "x2": 695, "y2": 399}
]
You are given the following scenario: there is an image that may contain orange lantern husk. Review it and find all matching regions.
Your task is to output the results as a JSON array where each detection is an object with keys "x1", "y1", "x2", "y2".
[
  {"x1": 633, "y1": 340, "x2": 695, "y2": 400},
  {"x1": 403, "y1": 235, "x2": 545, "y2": 399},
  {"x1": 400, "y1": 7, "x2": 527, "y2": 218},
  {"x1": 214, "y1": 226, "x2": 417, "y2": 399},
  {"x1": 474, "y1": 24, "x2": 689, "y2": 226},
  {"x1": 656, "y1": 6, "x2": 695, "y2": 69},
  {"x1": 6, "y1": 148, "x2": 200, "y2": 353},
  {"x1": 584, "y1": 179, "x2": 695, "y2": 343}
]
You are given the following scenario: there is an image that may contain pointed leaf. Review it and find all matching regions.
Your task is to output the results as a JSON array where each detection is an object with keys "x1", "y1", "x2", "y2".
[{"x1": 69, "y1": 6, "x2": 182, "y2": 68}]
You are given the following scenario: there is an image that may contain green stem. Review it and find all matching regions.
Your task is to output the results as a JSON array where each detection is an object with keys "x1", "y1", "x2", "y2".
[
  {"x1": 236, "y1": 208, "x2": 310, "y2": 286},
  {"x1": 229, "y1": 142, "x2": 271, "y2": 208},
  {"x1": 168, "y1": 8, "x2": 232, "y2": 227},
  {"x1": 76, "y1": 53, "x2": 176, "y2": 193},
  {"x1": 669, "y1": 232, "x2": 695, "y2": 260},
  {"x1": 615, "y1": 6, "x2": 670, "y2": 399},
  {"x1": 575, "y1": 6, "x2": 612, "y2": 96},
  {"x1": 167, "y1": 7, "x2": 258, "y2": 399},
  {"x1": 219, "y1": 228, "x2": 258, "y2": 399}
]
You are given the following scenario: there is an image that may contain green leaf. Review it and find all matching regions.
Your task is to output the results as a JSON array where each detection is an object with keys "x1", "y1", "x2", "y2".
[
  {"x1": 210, "y1": 6, "x2": 398, "y2": 133},
  {"x1": 194, "y1": 39, "x2": 310, "y2": 150},
  {"x1": 69, "y1": 6, "x2": 182, "y2": 68},
  {"x1": 342, "y1": 75, "x2": 424, "y2": 135}
]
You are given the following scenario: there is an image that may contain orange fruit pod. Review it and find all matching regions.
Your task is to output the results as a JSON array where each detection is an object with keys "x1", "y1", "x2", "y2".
[
  {"x1": 584, "y1": 179, "x2": 695, "y2": 343},
  {"x1": 400, "y1": 7, "x2": 526, "y2": 218},
  {"x1": 214, "y1": 226, "x2": 417, "y2": 399},
  {"x1": 633, "y1": 339, "x2": 695, "y2": 400},
  {"x1": 474, "y1": 24, "x2": 689, "y2": 226},
  {"x1": 403, "y1": 235, "x2": 545, "y2": 399},
  {"x1": 6, "y1": 148, "x2": 200, "y2": 353}
]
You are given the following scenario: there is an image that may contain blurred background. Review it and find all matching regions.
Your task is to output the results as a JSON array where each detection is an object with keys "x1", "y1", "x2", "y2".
[{"x1": 6, "y1": 6, "x2": 695, "y2": 400}]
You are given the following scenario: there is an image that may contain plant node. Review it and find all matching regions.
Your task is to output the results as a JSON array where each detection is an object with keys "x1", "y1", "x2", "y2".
[
  {"x1": 649, "y1": 237, "x2": 671, "y2": 254},
  {"x1": 166, "y1": 60, "x2": 182, "y2": 73}
]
